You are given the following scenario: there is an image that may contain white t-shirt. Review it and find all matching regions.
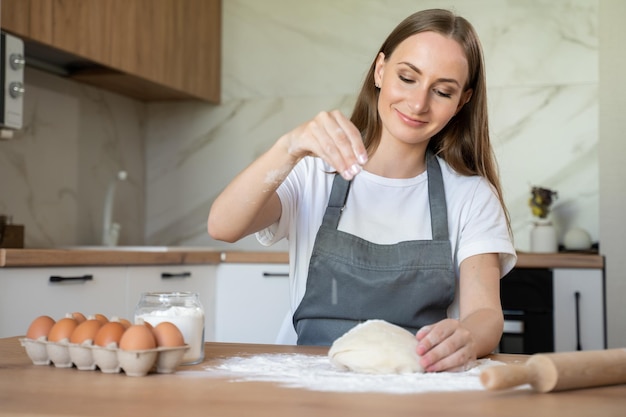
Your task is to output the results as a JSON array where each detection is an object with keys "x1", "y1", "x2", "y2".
[{"x1": 257, "y1": 156, "x2": 517, "y2": 344}]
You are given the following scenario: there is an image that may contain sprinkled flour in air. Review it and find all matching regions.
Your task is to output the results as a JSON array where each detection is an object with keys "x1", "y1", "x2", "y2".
[{"x1": 192, "y1": 353, "x2": 504, "y2": 394}]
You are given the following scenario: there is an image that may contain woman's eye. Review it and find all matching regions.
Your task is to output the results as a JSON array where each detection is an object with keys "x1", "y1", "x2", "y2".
[
  {"x1": 435, "y1": 89, "x2": 452, "y2": 98},
  {"x1": 398, "y1": 75, "x2": 414, "y2": 83}
]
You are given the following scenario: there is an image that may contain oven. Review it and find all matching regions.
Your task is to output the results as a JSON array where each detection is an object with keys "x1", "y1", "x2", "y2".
[{"x1": 498, "y1": 268, "x2": 554, "y2": 354}]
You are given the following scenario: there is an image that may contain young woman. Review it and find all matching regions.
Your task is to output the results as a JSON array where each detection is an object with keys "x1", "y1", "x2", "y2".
[{"x1": 208, "y1": 8, "x2": 516, "y2": 372}]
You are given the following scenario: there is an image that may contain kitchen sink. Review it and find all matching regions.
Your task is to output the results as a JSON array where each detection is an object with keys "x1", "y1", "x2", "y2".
[
  {"x1": 63, "y1": 246, "x2": 216, "y2": 252},
  {"x1": 67, "y1": 246, "x2": 168, "y2": 251}
]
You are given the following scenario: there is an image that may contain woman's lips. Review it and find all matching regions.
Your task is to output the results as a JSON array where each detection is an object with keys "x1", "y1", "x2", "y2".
[{"x1": 395, "y1": 108, "x2": 426, "y2": 128}]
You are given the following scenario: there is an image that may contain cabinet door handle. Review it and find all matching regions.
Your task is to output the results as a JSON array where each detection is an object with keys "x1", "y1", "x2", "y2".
[
  {"x1": 574, "y1": 291, "x2": 582, "y2": 351},
  {"x1": 262, "y1": 272, "x2": 289, "y2": 278},
  {"x1": 49, "y1": 274, "x2": 94, "y2": 283},
  {"x1": 161, "y1": 272, "x2": 192, "y2": 279}
]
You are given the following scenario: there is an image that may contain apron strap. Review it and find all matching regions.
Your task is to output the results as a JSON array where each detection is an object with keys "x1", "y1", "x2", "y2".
[
  {"x1": 426, "y1": 151, "x2": 450, "y2": 241},
  {"x1": 322, "y1": 174, "x2": 351, "y2": 229}
]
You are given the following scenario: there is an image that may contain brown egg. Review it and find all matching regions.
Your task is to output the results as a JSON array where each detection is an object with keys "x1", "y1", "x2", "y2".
[
  {"x1": 137, "y1": 319, "x2": 154, "y2": 331},
  {"x1": 26, "y1": 315, "x2": 56, "y2": 340},
  {"x1": 70, "y1": 319, "x2": 103, "y2": 344},
  {"x1": 47, "y1": 317, "x2": 79, "y2": 342},
  {"x1": 153, "y1": 322, "x2": 185, "y2": 347},
  {"x1": 71, "y1": 312, "x2": 86, "y2": 323},
  {"x1": 93, "y1": 313, "x2": 109, "y2": 324},
  {"x1": 119, "y1": 324, "x2": 157, "y2": 351},
  {"x1": 94, "y1": 321, "x2": 126, "y2": 347},
  {"x1": 111, "y1": 317, "x2": 132, "y2": 329}
]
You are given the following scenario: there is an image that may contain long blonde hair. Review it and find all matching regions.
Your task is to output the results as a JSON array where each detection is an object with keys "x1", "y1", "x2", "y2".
[{"x1": 350, "y1": 8, "x2": 511, "y2": 231}]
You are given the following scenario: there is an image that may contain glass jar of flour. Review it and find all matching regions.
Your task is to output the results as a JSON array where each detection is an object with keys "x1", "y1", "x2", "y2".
[{"x1": 135, "y1": 292, "x2": 205, "y2": 364}]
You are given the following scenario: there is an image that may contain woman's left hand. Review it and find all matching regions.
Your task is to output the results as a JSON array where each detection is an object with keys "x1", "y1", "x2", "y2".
[{"x1": 415, "y1": 318, "x2": 477, "y2": 372}]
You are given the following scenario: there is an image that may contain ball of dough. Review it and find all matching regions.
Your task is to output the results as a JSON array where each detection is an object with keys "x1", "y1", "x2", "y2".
[{"x1": 328, "y1": 320, "x2": 424, "y2": 374}]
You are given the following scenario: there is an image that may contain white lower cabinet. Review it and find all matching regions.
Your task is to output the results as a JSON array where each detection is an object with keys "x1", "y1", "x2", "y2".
[
  {"x1": 0, "y1": 265, "x2": 217, "y2": 339},
  {"x1": 215, "y1": 263, "x2": 290, "y2": 344},
  {"x1": 553, "y1": 268, "x2": 605, "y2": 351},
  {"x1": 0, "y1": 267, "x2": 128, "y2": 338},
  {"x1": 125, "y1": 265, "x2": 217, "y2": 340}
]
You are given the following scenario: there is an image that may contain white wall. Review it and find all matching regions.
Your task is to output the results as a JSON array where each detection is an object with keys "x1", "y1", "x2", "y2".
[
  {"x1": 0, "y1": 68, "x2": 145, "y2": 247},
  {"x1": 144, "y1": 0, "x2": 599, "y2": 252},
  {"x1": 599, "y1": 0, "x2": 626, "y2": 348}
]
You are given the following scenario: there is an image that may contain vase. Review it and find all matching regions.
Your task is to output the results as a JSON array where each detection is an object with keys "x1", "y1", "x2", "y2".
[{"x1": 530, "y1": 220, "x2": 558, "y2": 253}]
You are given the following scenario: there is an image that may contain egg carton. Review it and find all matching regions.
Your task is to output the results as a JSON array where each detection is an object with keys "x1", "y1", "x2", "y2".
[{"x1": 19, "y1": 337, "x2": 189, "y2": 377}]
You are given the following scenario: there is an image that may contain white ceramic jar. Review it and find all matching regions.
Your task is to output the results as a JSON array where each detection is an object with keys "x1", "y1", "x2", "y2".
[
  {"x1": 135, "y1": 292, "x2": 205, "y2": 365},
  {"x1": 530, "y1": 220, "x2": 558, "y2": 253}
]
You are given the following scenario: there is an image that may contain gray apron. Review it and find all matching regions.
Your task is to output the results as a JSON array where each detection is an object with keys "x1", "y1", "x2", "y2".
[{"x1": 292, "y1": 151, "x2": 456, "y2": 345}]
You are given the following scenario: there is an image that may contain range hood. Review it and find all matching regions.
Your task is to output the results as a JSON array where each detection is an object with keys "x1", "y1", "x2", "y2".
[
  {"x1": 22, "y1": 38, "x2": 115, "y2": 78},
  {"x1": 19, "y1": 38, "x2": 192, "y2": 101}
]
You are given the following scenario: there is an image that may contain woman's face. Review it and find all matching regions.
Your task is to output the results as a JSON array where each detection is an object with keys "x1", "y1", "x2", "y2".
[{"x1": 374, "y1": 31, "x2": 472, "y2": 148}]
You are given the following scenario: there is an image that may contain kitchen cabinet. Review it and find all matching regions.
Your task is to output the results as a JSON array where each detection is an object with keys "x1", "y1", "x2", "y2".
[
  {"x1": 553, "y1": 268, "x2": 605, "y2": 351},
  {"x1": 126, "y1": 265, "x2": 217, "y2": 340},
  {"x1": 0, "y1": 266, "x2": 128, "y2": 338},
  {"x1": 499, "y1": 266, "x2": 605, "y2": 354},
  {"x1": 215, "y1": 263, "x2": 290, "y2": 344},
  {"x1": 0, "y1": 264, "x2": 217, "y2": 339},
  {"x1": 0, "y1": 0, "x2": 35, "y2": 37},
  {"x1": 0, "y1": 0, "x2": 221, "y2": 102}
]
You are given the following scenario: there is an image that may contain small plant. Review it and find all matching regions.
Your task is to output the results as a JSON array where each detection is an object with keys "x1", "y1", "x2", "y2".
[{"x1": 529, "y1": 186, "x2": 558, "y2": 219}]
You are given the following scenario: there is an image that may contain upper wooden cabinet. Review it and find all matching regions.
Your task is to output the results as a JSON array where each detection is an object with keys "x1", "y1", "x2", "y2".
[{"x1": 1, "y1": 0, "x2": 221, "y2": 102}]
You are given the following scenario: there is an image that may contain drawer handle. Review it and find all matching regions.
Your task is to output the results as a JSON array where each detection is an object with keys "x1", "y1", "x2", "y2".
[
  {"x1": 575, "y1": 291, "x2": 582, "y2": 351},
  {"x1": 49, "y1": 274, "x2": 94, "y2": 283},
  {"x1": 503, "y1": 319, "x2": 524, "y2": 334},
  {"x1": 262, "y1": 272, "x2": 289, "y2": 278},
  {"x1": 161, "y1": 272, "x2": 192, "y2": 279}
]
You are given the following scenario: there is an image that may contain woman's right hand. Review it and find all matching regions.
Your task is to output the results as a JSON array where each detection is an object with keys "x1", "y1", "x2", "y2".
[
  {"x1": 281, "y1": 110, "x2": 368, "y2": 180},
  {"x1": 208, "y1": 110, "x2": 368, "y2": 243}
]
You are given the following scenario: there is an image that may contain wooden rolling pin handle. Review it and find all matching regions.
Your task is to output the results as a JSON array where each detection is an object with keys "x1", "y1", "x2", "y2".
[
  {"x1": 480, "y1": 364, "x2": 535, "y2": 391},
  {"x1": 481, "y1": 349, "x2": 626, "y2": 393}
]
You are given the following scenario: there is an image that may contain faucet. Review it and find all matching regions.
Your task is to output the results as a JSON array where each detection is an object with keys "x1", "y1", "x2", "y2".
[{"x1": 102, "y1": 170, "x2": 127, "y2": 246}]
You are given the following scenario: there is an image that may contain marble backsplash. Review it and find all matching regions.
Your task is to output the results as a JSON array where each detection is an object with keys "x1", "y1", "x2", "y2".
[
  {"x1": 0, "y1": 68, "x2": 145, "y2": 248},
  {"x1": 0, "y1": 0, "x2": 598, "y2": 253}
]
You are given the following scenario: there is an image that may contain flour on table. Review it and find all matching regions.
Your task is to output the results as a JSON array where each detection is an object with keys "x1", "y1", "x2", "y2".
[{"x1": 190, "y1": 353, "x2": 504, "y2": 394}]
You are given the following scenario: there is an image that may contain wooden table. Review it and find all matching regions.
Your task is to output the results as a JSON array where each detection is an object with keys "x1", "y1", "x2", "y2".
[{"x1": 1, "y1": 337, "x2": 625, "y2": 417}]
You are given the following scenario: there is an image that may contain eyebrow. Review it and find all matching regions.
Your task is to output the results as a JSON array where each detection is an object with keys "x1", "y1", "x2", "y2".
[{"x1": 398, "y1": 61, "x2": 462, "y2": 87}]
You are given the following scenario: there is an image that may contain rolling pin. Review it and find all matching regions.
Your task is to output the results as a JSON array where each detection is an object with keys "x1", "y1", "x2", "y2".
[{"x1": 480, "y1": 348, "x2": 626, "y2": 392}]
